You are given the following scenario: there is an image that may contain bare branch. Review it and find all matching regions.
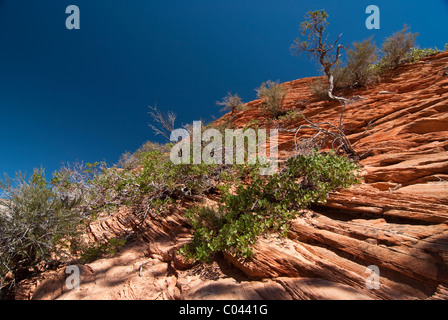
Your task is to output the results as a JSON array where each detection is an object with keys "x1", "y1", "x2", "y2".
[
  {"x1": 148, "y1": 104, "x2": 177, "y2": 142},
  {"x1": 292, "y1": 10, "x2": 349, "y2": 101},
  {"x1": 287, "y1": 114, "x2": 357, "y2": 158}
]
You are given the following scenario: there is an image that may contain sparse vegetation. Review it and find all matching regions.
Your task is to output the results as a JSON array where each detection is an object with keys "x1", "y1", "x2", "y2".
[
  {"x1": 291, "y1": 9, "x2": 347, "y2": 102},
  {"x1": 147, "y1": 104, "x2": 177, "y2": 142},
  {"x1": 309, "y1": 78, "x2": 331, "y2": 101},
  {"x1": 403, "y1": 47, "x2": 441, "y2": 63},
  {"x1": 181, "y1": 151, "x2": 360, "y2": 261},
  {"x1": 292, "y1": 12, "x2": 436, "y2": 99},
  {"x1": 277, "y1": 110, "x2": 303, "y2": 122},
  {"x1": 333, "y1": 37, "x2": 380, "y2": 89},
  {"x1": 119, "y1": 141, "x2": 172, "y2": 170},
  {"x1": 6, "y1": 7, "x2": 443, "y2": 300},
  {"x1": 217, "y1": 92, "x2": 246, "y2": 118},
  {"x1": 381, "y1": 24, "x2": 418, "y2": 68},
  {"x1": 0, "y1": 169, "x2": 83, "y2": 284},
  {"x1": 256, "y1": 80, "x2": 287, "y2": 118},
  {"x1": 78, "y1": 237, "x2": 127, "y2": 264},
  {"x1": 242, "y1": 119, "x2": 260, "y2": 131}
]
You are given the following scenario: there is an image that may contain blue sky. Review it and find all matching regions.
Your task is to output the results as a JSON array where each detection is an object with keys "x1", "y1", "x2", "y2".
[{"x1": 0, "y1": 0, "x2": 447, "y2": 180}]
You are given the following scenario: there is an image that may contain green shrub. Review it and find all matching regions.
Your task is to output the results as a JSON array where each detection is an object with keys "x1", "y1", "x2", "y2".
[
  {"x1": 381, "y1": 25, "x2": 418, "y2": 68},
  {"x1": 181, "y1": 151, "x2": 360, "y2": 261},
  {"x1": 52, "y1": 162, "x2": 141, "y2": 215},
  {"x1": 333, "y1": 38, "x2": 379, "y2": 88},
  {"x1": 119, "y1": 141, "x2": 172, "y2": 170},
  {"x1": 242, "y1": 119, "x2": 260, "y2": 131},
  {"x1": 277, "y1": 110, "x2": 303, "y2": 122},
  {"x1": 0, "y1": 169, "x2": 83, "y2": 282},
  {"x1": 53, "y1": 149, "x2": 226, "y2": 222},
  {"x1": 369, "y1": 58, "x2": 390, "y2": 76},
  {"x1": 403, "y1": 47, "x2": 441, "y2": 63},
  {"x1": 256, "y1": 80, "x2": 287, "y2": 118},
  {"x1": 137, "y1": 150, "x2": 219, "y2": 197},
  {"x1": 78, "y1": 237, "x2": 126, "y2": 264}
]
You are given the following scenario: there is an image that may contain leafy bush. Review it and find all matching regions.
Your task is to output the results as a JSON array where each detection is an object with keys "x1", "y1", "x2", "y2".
[
  {"x1": 118, "y1": 141, "x2": 172, "y2": 170},
  {"x1": 277, "y1": 110, "x2": 303, "y2": 122},
  {"x1": 0, "y1": 169, "x2": 83, "y2": 282},
  {"x1": 52, "y1": 162, "x2": 141, "y2": 215},
  {"x1": 137, "y1": 150, "x2": 218, "y2": 197},
  {"x1": 256, "y1": 80, "x2": 287, "y2": 118},
  {"x1": 333, "y1": 38, "x2": 379, "y2": 88},
  {"x1": 54, "y1": 149, "x2": 228, "y2": 221},
  {"x1": 242, "y1": 119, "x2": 260, "y2": 131},
  {"x1": 78, "y1": 237, "x2": 126, "y2": 264},
  {"x1": 402, "y1": 47, "x2": 441, "y2": 63},
  {"x1": 181, "y1": 151, "x2": 360, "y2": 261},
  {"x1": 369, "y1": 58, "x2": 390, "y2": 76},
  {"x1": 381, "y1": 25, "x2": 418, "y2": 68}
]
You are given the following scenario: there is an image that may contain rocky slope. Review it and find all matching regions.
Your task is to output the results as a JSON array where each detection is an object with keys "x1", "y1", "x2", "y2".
[{"x1": 19, "y1": 51, "x2": 448, "y2": 300}]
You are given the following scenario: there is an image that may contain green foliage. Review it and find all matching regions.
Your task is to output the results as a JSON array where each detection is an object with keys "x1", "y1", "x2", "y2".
[
  {"x1": 381, "y1": 24, "x2": 418, "y2": 68},
  {"x1": 182, "y1": 206, "x2": 226, "y2": 262},
  {"x1": 53, "y1": 148, "x2": 226, "y2": 222},
  {"x1": 403, "y1": 47, "x2": 441, "y2": 63},
  {"x1": 369, "y1": 58, "x2": 390, "y2": 76},
  {"x1": 118, "y1": 141, "x2": 172, "y2": 170},
  {"x1": 291, "y1": 9, "x2": 330, "y2": 54},
  {"x1": 277, "y1": 110, "x2": 303, "y2": 122},
  {"x1": 52, "y1": 162, "x2": 141, "y2": 215},
  {"x1": 78, "y1": 237, "x2": 126, "y2": 264},
  {"x1": 371, "y1": 46, "x2": 439, "y2": 75},
  {"x1": 242, "y1": 119, "x2": 260, "y2": 131},
  {"x1": 445, "y1": 43, "x2": 448, "y2": 51},
  {"x1": 137, "y1": 150, "x2": 219, "y2": 198},
  {"x1": 0, "y1": 169, "x2": 83, "y2": 281},
  {"x1": 256, "y1": 80, "x2": 287, "y2": 118},
  {"x1": 182, "y1": 151, "x2": 360, "y2": 261}
]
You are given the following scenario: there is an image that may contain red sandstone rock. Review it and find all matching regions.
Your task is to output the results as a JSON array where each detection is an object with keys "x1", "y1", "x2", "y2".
[{"x1": 22, "y1": 52, "x2": 448, "y2": 300}]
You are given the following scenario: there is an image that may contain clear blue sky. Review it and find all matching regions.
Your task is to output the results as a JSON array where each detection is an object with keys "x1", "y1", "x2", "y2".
[{"x1": 0, "y1": 0, "x2": 447, "y2": 179}]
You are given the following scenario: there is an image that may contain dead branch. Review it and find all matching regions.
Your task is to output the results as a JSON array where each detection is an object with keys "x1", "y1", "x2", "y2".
[
  {"x1": 279, "y1": 108, "x2": 361, "y2": 159},
  {"x1": 148, "y1": 105, "x2": 177, "y2": 142}
]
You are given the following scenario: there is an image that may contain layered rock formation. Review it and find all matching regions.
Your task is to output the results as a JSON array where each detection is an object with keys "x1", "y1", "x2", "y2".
[{"x1": 21, "y1": 52, "x2": 448, "y2": 300}]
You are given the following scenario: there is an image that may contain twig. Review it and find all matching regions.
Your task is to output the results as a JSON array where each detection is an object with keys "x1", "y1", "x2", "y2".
[
  {"x1": 389, "y1": 184, "x2": 402, "y2": 192},
  {"x1": 352, "y1": 120, "x2": 373, "y2": 148}
]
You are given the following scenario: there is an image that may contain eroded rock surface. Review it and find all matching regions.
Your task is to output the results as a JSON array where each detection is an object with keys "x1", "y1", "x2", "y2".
[{"x1": 23, "y1": 52, "x2": 448, "y2": 300}]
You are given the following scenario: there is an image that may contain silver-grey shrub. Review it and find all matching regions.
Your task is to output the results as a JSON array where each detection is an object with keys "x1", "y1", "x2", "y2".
[
  {"x1": 381, "y1": 24, "x2": 418, "y2": 68},
  {"x1": 0, "y1": 169, "x2": 82, "y2": 284}
]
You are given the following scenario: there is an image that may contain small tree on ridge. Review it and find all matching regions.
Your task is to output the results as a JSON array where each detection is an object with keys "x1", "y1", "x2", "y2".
[{"x1": 291, "y1": 9, "x2": 348, "y2": 102}]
